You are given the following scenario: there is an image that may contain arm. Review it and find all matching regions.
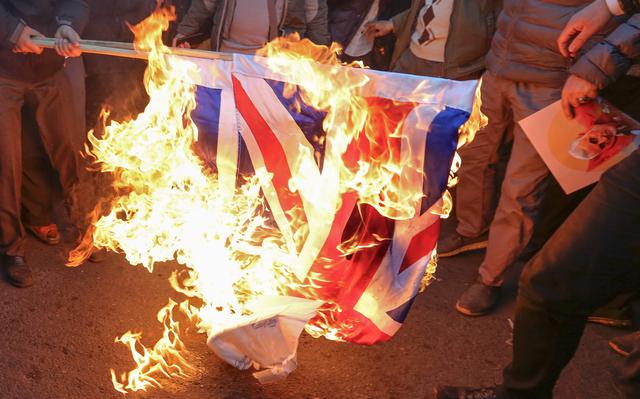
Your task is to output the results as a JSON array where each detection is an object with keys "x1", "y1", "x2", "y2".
[
  {"x1": 561, "y1": 13, "x2": 640, "y2": 118},
  {"x1": 55, "y1": 0, "x2": 90, "y2": 34},
  {"x1": 0, "y1": 4, "x2": 24, "y2": 47},
  {"x1": 177, "y1": 0, "x2": 218, "y2": 37},
  {"x1": 364, "y1": 8, "x2": 409, "y2": 39},
  {"x1": 390, "y1": 9, "x2": 410, "y2": 35},
  {"x1": 570, "y1": 13, "x2": 640, "y2": 89},
  {"x1": 305, "y1": 0, "x2": 331, "y2": 45}
]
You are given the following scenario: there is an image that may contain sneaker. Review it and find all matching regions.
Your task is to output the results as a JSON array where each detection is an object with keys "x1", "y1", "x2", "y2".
[
  {"x1": 433, "y1": 385, "x2": 504, "y2": 399},
  {"x1": 88, "y1": 248, "x2": 108, "y2": 263},
  {"x1": 609, "y1": 331, "x2": 640, "y2": 357},
  {"x1": 3, "y1": 256, "x2": 34, "y2": 288},
  {"x1": 25, "y1": 223, "x2": 60, "y2": 246},
  {"x1": 438, "y1": 232, "x2": 489, "y2": 258},
  {"x1": 456, "y1": 278, "x2": 500, "y2": 316}
]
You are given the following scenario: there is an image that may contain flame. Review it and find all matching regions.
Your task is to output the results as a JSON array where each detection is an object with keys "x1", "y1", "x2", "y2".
[
  {"x1": 71, "y1": 6, "x2": 486, "y2": 394},
  {"x1": 73, "y1": 8, "x2": 296, "y2": 392},
  {"x1": 440, "y1": 79, "x2": 487, "y2": 219},
  {"x1": 257, "y1": 37, "x2": 423, "y2": 221}
]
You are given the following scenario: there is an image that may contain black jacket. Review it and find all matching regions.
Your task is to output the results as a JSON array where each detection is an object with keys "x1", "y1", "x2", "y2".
[
  {"x1": 82, "y1": 0, "x2": 155, "y2": 75},
  {"x1": 0, "y1": 0, "x2": 89, "y2": 83},
  {"x1": 327, "y1": 0, "x2": 409, "y2": 47}
]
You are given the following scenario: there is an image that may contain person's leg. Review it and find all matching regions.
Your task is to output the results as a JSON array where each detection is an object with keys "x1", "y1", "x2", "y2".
[
  {"x1": 455, "y1": 72, "x2": 512, "y2": 239},
  {"x1": 63, "y1": 57, "x2": 87, "y2": 149},
  {"x1": 504, "y1": 150, "x2": 640, "y2": 398},
  {"x1": 621, "y1": 338, "x2": 640, "y2": 398},
  {"x1": 32, "y1": 71, "x2": 81, "y2": 196},
  {"x1": 523, "y1": 177, "x2": 593, "y2": 259},
  {"x1": 0, "y1": 77, "x2": 27, "y2": 258},
  {"x1": 21, "y1": 97, "x2": 57, "y2": 228},
  {"x1": 477, "y1": 82, "x2": 561, "y2": 287}
]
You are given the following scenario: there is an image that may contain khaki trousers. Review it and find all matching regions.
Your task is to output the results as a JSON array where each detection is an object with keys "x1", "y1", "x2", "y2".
[{"x1": 456, "y1": 71, "x2": 560, "y2": 286}]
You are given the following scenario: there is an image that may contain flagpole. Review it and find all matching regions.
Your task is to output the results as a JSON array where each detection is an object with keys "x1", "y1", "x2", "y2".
[{"x1": 31, "y1": 38, "x2": 233, "y2": 61}]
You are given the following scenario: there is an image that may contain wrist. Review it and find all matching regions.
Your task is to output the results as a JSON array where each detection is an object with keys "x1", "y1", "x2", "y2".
[
  {"x1": 9, "y1": 20, "x2": 26, "y2": 45},
  {"x1": 55, "y1": 17, "x2": 75, "y2": 31}
]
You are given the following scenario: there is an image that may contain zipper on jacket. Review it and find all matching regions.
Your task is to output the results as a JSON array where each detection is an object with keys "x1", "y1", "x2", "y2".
[{"x1": 215, "y1": 0, "x2": 229, "y2": 51}]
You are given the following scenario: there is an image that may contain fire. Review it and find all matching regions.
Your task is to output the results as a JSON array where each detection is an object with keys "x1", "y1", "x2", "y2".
[
  {"x1": 73, "y1": 8, "x2": 296, "y2": 392},
  {"x1": 71, "y1": 6, "x2": 486, "y2": 394}
]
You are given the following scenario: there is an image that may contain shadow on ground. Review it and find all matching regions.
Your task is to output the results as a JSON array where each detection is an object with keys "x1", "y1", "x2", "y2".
[{"x1": 0, "y1": 233, "x2": 630, "y2": 399}]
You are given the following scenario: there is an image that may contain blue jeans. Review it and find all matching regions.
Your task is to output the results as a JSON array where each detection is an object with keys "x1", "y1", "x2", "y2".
[{"x1": 503, "y1": 149, "x2": 640, "y2": 398}]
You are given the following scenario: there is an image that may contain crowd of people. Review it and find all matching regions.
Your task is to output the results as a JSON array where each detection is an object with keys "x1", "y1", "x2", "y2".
[{"x1": 0, "y1": 0, "x2": 638, "y2": 398}]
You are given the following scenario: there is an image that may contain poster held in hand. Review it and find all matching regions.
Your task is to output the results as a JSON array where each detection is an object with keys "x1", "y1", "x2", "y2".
[{"x1": 520, "y1": 99, "x2": 640, "y2": 194}]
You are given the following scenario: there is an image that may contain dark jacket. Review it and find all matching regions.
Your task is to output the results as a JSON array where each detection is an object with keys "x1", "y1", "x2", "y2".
[
  {"x1": 0, "y1": 0, "x2": 89, "y2": 83},
  {"x1": 618, "y1": 0, "x2": 640, "y2": 14},
  {"x1": 571, "y1": 13, "x2": 640, "y2": 89},
  {"x1": 177, "y1": 0, "x2": 331, "y2": 51},
  {"x1": 327, "y1": 0, "x2": 408, "y2": 47},
  {"x1": 328, "y1": 0, "x2": 409, "y2": 69},
  {"x1": 83, "y1": 0, "x2": 155, "y2": 74},
  {"x1": 486, "y1": 0, "x2": 605, "y2": 87},
  {"x1": 390, "y1": 0, "x2": 502, "y2": 79}
]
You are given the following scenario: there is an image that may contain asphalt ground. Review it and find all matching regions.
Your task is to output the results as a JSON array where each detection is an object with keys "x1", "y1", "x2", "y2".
[{"x1": 0, "y1": 226, "x2": 634, "y2": 399}]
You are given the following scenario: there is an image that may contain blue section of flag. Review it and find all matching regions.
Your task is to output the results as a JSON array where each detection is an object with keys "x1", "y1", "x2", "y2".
[
  {"x1": 386, "y1": 296, "x2": 417, "y2": 324},
  {"x1": 192, "y1": 85, "x2": 222, "y2": 171},
  {"x1": 421, "y1": 107, "x2": 470, "y2": 214},
  {"x1": 263, "y1": 79, "x2": 327, "y2": 169}
]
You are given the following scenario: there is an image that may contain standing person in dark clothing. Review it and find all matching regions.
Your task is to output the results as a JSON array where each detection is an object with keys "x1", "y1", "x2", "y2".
[
  {"x1": 433, "y1": 1, "x2": 640, "y2": 397},
  {"x1": 327, "y1": 0, "x2": 410, "y2": 69},
  {"x1": 0, "y1": 0, "x2": 89, "y2": 288},
  {"x1": 83, "y1": 0, "x2": 155, "y2": 127},
  {"x1": 20, "y1": 53, "x2": 86, "y2": 249}
]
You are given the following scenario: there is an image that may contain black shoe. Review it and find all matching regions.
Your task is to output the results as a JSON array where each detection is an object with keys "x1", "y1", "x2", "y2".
[
  {"x1": 609, "y1": 331, "x2": 640, "y2": 357},
  {"x1": 88, "y1": 248, "x2": 108, "y2": 263},
  {"x1": 433, "y1": 385, "x2": 504, "y2": 399},
  {"x1": 456, "y1": 278, "x2": 500, "y2": 316},
  {"x1": 3, "y1": 256, "x2": 34, "y2": 288},
  {"x1": 438, "y1": 232, "x2": 489, "y2": 258}
]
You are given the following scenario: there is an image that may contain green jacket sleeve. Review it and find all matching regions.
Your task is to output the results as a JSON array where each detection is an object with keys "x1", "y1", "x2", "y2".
[
  {"x1": 390, "y1": 9, "x2": 410, "y2": 35},
  {"x1": 570, "y1": 13, "x2": 640, "y2": 89}
]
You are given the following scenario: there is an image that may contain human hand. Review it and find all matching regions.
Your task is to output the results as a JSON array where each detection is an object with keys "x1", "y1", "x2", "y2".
[
  {"x1": 172, "y1": 34, "x2": 192, "y2": 49},
  {"x1": 561, "y1": 74, "x2": 599, "y2": 119},
  {"x1": 55, "y1": 25, "x2": 82, "y2": 57},
  {"x1": 364, "y1": 20, "x2": 393, "y2": 39},
  {"x1": 13, "y1": 26, "x2": 44, "y2": 54},
  {"x1": 557, "y1": 0, "x2": 613, "y2": 58}
]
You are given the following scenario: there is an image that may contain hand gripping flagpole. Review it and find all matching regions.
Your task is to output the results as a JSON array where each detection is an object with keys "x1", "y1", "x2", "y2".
[{"x1": 31, "y1": 37, "x2": 233, "y2": 61}]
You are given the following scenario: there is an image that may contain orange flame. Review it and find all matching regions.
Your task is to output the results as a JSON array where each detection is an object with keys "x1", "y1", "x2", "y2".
[{"x1": 71, "y1": 7, "x2": 486, "y2": 394}]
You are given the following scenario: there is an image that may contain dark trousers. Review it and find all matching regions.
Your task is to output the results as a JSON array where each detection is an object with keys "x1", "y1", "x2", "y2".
[
  {"x1": 21, "y1": 99, "x2": 58, "y2": 226},
  {"x1": 503, "y1": 149, "x2": 640, "y2": 399},
  {"x1": 21, "y1": 57, "x2": 86, "y2": 227},
  {"x1": 0, "y1": 71, "x2": 80, "y2": 257}
]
